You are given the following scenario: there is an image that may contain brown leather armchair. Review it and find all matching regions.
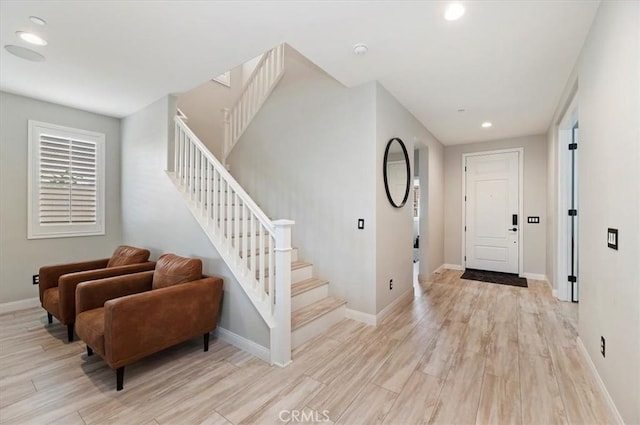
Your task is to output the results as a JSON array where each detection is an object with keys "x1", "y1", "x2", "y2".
[
  {"x1": 74, "y1": 254, "x2": 224, "y2": 391},
  {"x1": 39, "y1": 245, "x2": 156, "y2": 342}
]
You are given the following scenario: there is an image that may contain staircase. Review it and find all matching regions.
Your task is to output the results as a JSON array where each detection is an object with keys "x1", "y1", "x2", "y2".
[{"x1": 169, "y1": 46, "x2": 345, "y2": 362}]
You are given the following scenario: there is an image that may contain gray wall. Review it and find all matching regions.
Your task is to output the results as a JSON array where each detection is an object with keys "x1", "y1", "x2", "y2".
[
  {"x1": 573, "y1": 1, "x2": 639, "y2": 422},
  {"x1": 444, "y1": 134, "x2": 547, "y2": 275},
  {"x1": 375, "y1": 84, "x2": 445, "y2": 312},
  {"x1": 0, "y1": 92, "x2": 122, "y2": 303},
  {"x1": 120, "y1": 95, "x2": 270, "y2": 348},
  {"x1": 228, "y1": 47, "x2": 378, "y2": 315}
]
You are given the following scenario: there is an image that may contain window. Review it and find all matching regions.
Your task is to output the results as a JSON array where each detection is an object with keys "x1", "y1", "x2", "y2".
[{"x1": 28, "y1": 121, "x2": 105, "y2": 239}]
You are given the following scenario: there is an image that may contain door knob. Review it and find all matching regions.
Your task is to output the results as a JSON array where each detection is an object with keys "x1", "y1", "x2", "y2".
[{"x1": 508, "y1": 227, "x2": 518, "y2": 232}]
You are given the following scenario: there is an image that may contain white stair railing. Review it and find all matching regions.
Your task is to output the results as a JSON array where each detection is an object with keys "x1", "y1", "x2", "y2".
[
  {"x1": 223, "y1": 44, "x2": 285, "y2": 160},
  {"x1": 171, "y1": 116, "x2": 293, "y2": 366}
]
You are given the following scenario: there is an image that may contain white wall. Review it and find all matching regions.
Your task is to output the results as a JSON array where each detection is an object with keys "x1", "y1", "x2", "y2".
[
  {"x1": 443, "y1": 135, "x2": 547, "y2": 276},
  {"x1": 572, "y1": 1, "x2": 639, "y2": 422},
  {"x1": 227, "y1": 47, "x2": 378, "y2": 315},
  {"x1": 375, "y1": 84, "x2": 445, "y2": 312},
  {"x1": 227, "y1": 48, "x2": 446, "y2": 317},
  {"x1": 0, "y1": 92, "x2": 122, "y2": 304},
  {"x1": 177, "y1": 66, "x2": 244, "y2": 160},
  {"x1": 120, "y1": 95, "x2": 270, "y2": 348}
]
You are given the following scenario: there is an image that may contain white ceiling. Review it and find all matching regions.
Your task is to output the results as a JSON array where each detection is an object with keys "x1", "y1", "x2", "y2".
[{"x1": 0, "y1": 1, "x2": 599, "y2": 145}]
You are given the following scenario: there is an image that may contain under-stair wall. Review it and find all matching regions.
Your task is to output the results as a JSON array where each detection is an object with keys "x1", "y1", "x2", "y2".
[{"x1": 120, "y1": 95, "x2": 271, "y2": 356}]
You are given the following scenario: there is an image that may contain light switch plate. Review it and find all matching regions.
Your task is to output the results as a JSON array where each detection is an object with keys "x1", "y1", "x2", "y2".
[
  {"x1": 607, "y1": 228, "x2": 618, "y2": 250},
  {"x1": 357, "y1": 219, "x2": 364, "y2": 230},
  {"x1": 527, "y1": 216, "x2": 540, "y2": 224}
]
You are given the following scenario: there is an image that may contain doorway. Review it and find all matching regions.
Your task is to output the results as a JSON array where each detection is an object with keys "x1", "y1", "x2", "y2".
[
  {"x1": 463, "y1": 149, "x2": 524, "y2": 275},
  {"x1": 557, "y1": 93, "x2": 579, "y2": 302}
]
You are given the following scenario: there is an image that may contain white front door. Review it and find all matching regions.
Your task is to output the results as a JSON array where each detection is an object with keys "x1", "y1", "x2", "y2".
[{"x1": 465, "y1": 151, "x2": 519, "y2": 274}]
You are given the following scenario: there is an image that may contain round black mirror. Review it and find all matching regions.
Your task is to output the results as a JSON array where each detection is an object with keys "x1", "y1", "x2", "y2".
[{"x1": 383, "y1": 137, "x2": 411, "y2": 208}]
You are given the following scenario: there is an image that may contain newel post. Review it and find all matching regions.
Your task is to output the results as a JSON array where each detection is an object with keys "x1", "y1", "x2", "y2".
[{"x1": 271, "y1": 219, "x2": 295, "y2": 367}]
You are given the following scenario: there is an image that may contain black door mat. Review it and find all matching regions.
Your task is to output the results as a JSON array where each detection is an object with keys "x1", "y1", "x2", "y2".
[{"x1": 461, "y1": 268, "x2": 528, "y2": 288}]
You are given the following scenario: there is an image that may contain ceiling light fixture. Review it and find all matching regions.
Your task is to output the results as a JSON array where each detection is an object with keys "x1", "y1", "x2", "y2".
[
  {"x1": 481, "y1": 121, "x2": 493, "y2": 128},
  {"x1": 4, "y1": 45, "x2": 45, "y2": 61},
  {"x1": 29, "y1": 16, "x2": 47, "y2": 26},
  {"x1": 16, "y1": 31, "x2": 47, "y2": 46},
  {"x1": 353, "y1": 43, "x2": 368, "y2": 56},
  {"x1": 444, "y1": 3, "x2": 465, "y2": 21}
]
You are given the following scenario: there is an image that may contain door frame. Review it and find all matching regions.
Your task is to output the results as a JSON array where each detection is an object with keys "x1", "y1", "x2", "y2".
[
  {"x1": 461, "y1": 148, "x2": 524, "y2": 276},
  {"x1": 556, "y1": 93, "x2": 579, "y2": 301}
]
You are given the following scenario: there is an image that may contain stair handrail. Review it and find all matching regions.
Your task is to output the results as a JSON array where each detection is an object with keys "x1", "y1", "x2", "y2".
[
  {"x1": 176, "y1": 116, "x2": 274, "y2": 234},
  {"x1": 172, "y1": 115, "x2": 293, "y2": 366},
  {"x1": 223, "y1": 43, "x2": 285, "y2": 160}
]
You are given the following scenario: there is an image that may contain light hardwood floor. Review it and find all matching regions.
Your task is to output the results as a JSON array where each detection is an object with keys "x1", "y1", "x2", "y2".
[{"x1": 0, "y1": 269, "x2": 617, "y2": 424}]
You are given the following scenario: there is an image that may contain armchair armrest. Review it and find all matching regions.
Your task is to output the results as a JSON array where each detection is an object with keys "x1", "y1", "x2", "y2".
[
  {"x1": 76, "y1": 271, "x2": 155, "y2": 315},
  {"x1": 104, "y1": 276, "x2": 224, "y2": 368},
  {"x1": 58, "y1": 262, "x2": 156, "y2": 324},
  {"x1": 39, "y1": 258, "x2": 110, "y2": 302}
]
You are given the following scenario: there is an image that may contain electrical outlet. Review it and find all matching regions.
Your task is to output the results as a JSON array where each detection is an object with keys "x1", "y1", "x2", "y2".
[
  {"x1": 601, "y1": 336, "x2": 605, "y2": 357},
  {"x1": 389, "y1": 279, "x2": 393, "y2": 290},
  {"x1": 32, "y1": 274, "x2": 39, "y2": 285}
]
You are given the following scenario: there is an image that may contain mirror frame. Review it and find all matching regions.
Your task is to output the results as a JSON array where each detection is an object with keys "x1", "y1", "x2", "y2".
[{"x1": 383, "y1": 137, "x2": 411, "y2": 208}]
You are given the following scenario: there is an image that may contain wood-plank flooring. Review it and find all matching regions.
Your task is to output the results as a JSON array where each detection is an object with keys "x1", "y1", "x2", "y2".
[{"x1": 0, "y1": 269, "x2": 617, "y2": 424}]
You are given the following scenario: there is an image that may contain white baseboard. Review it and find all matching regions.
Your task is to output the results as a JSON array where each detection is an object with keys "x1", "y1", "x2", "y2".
[
  {"x1": 376, "y1": 288, "x2": 414, "y2": 325},
  {"x1": 345, "y1": 308, "x2": 376, "y2": 326},
  {"x1": 576, "y1": 337, "x2": 625, "y2": 425},
  {"x1": 443, "y1": 264, "x2": 463, "y2": 271},
  {"x1": 346, "y1": 288, "x2": 414, "y2": 327},
  {"x1": 0, "y1": 297, "x2": 40, "y2": 315},
  {"x1": 213, "y1": 326, "x2": 270, "y2": 364},
  {"x1": 521, "y1": 272, "x2": 548, "y2": 281}
]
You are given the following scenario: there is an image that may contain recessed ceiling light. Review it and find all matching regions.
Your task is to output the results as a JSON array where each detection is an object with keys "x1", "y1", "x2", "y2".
[
  {"x1": 4, "y1": 45, "x2": 45, "y2": 62},
  {"x1": 16, "y1": 31, "x2": 47, "y2": 46},
  {"x1": 353, "y1": 43, "x2": 368, "y2": 56},
  {"x1": 444, "y1": 3, "x2": 465, "y2": 21},
  {"x1": 481, "y1": 121, "x2": 493, "y2": 128},
  {"x1": 29, "y1": 16, "x2": 47, "y2": 26}
]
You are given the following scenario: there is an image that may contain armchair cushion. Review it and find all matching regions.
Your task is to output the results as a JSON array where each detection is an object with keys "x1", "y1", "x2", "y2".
[
  {"x1": 75, "y1": 307, "x2": 106, "y2": 356},
  {"x1": 107, "y1": 246, "x2": 151, "y2": 268},
  {"x1": 42, "y1": 287, "x2": 60, "y2": 318},
  {"x1": 152, "y1": 254, "x2": 202, "y2": 290}
]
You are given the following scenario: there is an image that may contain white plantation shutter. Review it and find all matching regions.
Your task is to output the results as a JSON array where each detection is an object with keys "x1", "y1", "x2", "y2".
[{"x1": 28, "y1": 121, "x2": 105, "y2": 238}]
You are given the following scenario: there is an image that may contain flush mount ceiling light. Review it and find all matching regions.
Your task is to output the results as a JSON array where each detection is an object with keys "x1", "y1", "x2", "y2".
[
  {"x1": 29, "y1": 16, "x2": 47, "y2": 26},
  {"x1": 16, "y1": 31, "x2": 47, "y2": 46},
  {"x1": 444, "y1": 3, "x2": 465, "y2": 21},
  {"x1": 4, "y1": 45, "x2": 45, "y2": 61},
  {"x1": 353, "y1": 43, "x2": 368, "y2": 56},
  {"x1": 481, "y1": 121, "x2": 493, "y2": 128}
]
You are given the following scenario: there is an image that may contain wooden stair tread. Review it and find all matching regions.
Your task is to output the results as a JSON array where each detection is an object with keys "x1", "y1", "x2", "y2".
[
  {"x1": 292, "y1": 297, "x2": 346, "y2": 330},
  {"x1": 291, "y1": 261, "x2": 311, "y2": 271},
  {"x1": 292, "y1": 278, "x2": 328, "y2": 297},
  {"x1": 257, "y1": 261, "x2": 311, "y2": 279}
]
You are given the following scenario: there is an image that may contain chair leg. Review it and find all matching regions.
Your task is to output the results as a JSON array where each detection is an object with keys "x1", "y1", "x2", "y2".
[
  {"x1": 203, "y1": 332, "x2": 210, "y2": 352},
  {"x1": 116, "y1": 367, "x2": 125, "y2": 391},
  {"x1": 67, "y1": 324, "x2": 74, "y2": 342},
  {"x1": 47, "y1": 312, "x2": 53, "y2": 324},
  {"x1": 87, "y1": 346, "x2": 93, "y2": 356}
]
